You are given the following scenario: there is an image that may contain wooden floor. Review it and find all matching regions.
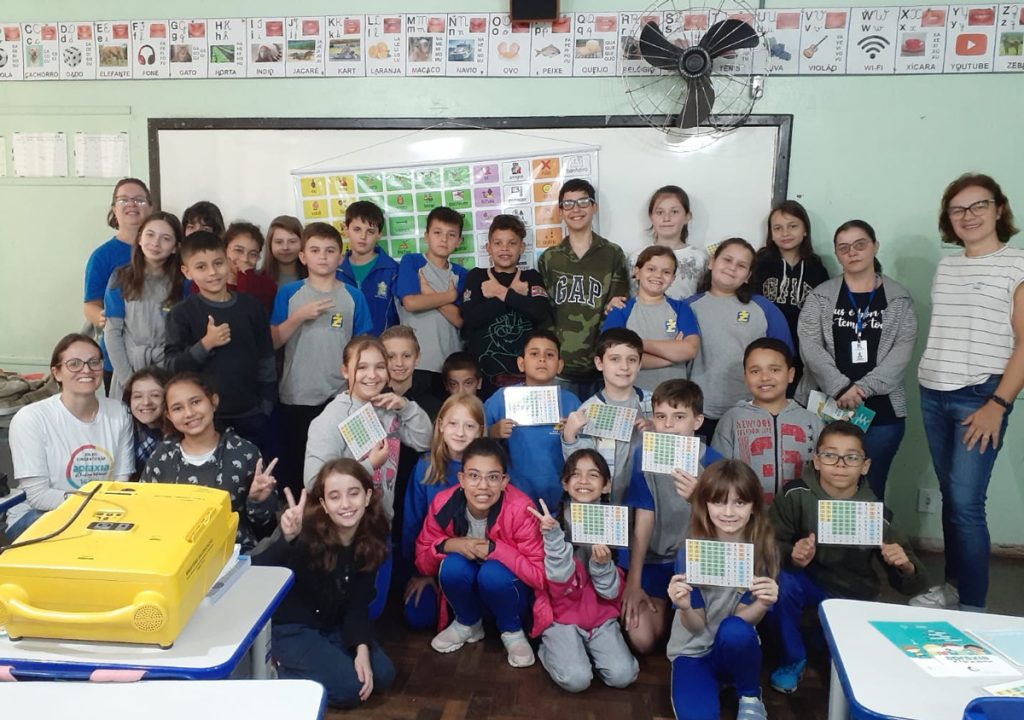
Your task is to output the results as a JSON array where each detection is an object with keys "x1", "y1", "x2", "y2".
[{"x1": 329, "y1": 553, "x2": 1024, "y2": 719}]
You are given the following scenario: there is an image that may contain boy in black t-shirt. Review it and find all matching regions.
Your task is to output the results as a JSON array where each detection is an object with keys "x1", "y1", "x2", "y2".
[{"x1": 461, "y1": 214, "x2": 551, "y2": 393}]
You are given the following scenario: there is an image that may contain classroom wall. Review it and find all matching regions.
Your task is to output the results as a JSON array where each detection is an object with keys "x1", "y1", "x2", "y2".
[{"x1": 1, "y1": 0, "x2": 1021, "y2": 546}]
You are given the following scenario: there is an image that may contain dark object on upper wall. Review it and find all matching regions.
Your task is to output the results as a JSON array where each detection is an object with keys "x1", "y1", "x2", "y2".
[{"x1": 510, "y1": 0, "x2": 560, "y2": 22}]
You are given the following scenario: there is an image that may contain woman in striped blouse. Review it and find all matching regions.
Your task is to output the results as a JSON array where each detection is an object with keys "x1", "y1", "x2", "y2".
[{"x1": 914, "y1": 173, "x2": 1023, "y2": 613}]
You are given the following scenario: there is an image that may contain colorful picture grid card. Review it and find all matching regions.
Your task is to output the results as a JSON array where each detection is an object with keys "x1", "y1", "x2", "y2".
[
  {"x1": 337, "y1": 402, "x2": 387, "y2": 461},
  {"x1": 22, "y1": 21, "x2": 61, "y2": 80},
  {"x1": 325, "y1": 16, "x2": 366, "y2": 77},
  {"x1": 684, "y1": 538, "x2": 754, "y2": 588},
  {"x1": 584, "y1": 402, "x2": 637, "y2": 442},
  {"x1": 995, "y1": 4, "x2": 1024, "y2": 72},
  {"x1": 504, "y1": 385, "x2": 561, "y2": 426},
  {"x1": 847, "y1": 6, "x2": 900, "y2": 74},
  {"x1": 986, "y1": 679, "x2": 1024, "y2": 697},
  {"x1": 641, "y1": 431, "x2": 701, "y2": 476},
  {"x1": 168, "y1": 19, "x2": 208, "y2": 78},
  {"x1": 817, "y1": 499, "x2": 884, "y2": 546},
  {"x1": 569, "y1": 502, "x2": 629, "y2": 547},
  {"x1": 446, "y1": 13, "x2": 489, "y2": 76}
]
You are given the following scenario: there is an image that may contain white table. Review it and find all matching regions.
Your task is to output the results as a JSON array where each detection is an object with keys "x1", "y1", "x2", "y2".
[
  {"x1": 0, "y1": 565, "x2": 292, "y2": 680},
  {"x1": 820, "y1": 598, "x2": 1024, "y2": 720},
  {"x1": 0, "y1": 679, "x2": 325, "y2": 719}
]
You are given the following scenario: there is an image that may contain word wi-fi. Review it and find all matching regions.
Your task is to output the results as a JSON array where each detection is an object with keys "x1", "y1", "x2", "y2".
[{"x1": 857, "y1": 35, "x2": 890, "y2": 59}]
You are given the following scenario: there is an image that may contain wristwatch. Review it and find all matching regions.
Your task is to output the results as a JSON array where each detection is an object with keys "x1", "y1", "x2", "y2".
[{"x1": 988, "y1": 394, "x2": 1012, "y2": 410}]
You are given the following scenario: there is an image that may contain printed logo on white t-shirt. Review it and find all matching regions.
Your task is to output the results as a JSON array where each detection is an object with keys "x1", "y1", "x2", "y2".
[{"x1": 65, "y1": 444, "x2": 114, "y2": 488}]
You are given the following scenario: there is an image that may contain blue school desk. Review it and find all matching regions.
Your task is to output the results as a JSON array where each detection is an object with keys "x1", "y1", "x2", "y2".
[
  {"x1": 0, "y1": 566, "x2": 292, "y2": 680},
  {"x1": 819, "y1": 598, "x2": 1024, "y2": 720},
  {"x1": 0, "y1": 679, "x2": 326, "y2": 719}
]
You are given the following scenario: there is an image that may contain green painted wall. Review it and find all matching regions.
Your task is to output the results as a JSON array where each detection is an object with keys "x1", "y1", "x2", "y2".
[{"x1": 1, "y1": 0, "x2": 1021, "y2": 544}]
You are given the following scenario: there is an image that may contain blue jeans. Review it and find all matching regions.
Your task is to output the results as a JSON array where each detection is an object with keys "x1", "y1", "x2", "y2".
[
  {"x1": 438, "y1": 554, "x2": 530, "y2": 633},
  {"x1": 770, "y1": 570, "x2": 828, "y2": 665},
  {"x1": 862, "y1": 417, "x2": 906, "y2": 502},
  {"x1": 920, "y1": 377, "x2": 1012, "y2": 609},
  {"x1": 271, "y1": 624, "x2": 395, "y2": 708},
  {"x1": 671, "y1": 616, "x2": 762, "y2": 720},
  {"x1": 5, "y1": 508, "x2": 43, "y2": 540}
]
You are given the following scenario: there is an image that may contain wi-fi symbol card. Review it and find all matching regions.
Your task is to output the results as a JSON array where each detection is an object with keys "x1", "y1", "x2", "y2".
[{"x1": 857, "y1": 34, "x2": 890, "y2": 59}]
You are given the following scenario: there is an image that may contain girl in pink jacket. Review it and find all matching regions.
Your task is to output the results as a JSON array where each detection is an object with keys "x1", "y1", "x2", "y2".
[
  {"x1": 415, "y1": 437, "x2": 547, "y2": 668},
  {"x1": 529, "y1": 449, "x2": 639, "y2": 692}
]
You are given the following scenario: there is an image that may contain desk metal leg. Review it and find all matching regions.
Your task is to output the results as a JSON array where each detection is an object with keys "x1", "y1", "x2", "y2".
[
  {"x1": 250, "y1": 621, "x2": 273, "y2": 679},
  {"x1": 828, "y1": 660, "x2": 850, "y2": 720}
]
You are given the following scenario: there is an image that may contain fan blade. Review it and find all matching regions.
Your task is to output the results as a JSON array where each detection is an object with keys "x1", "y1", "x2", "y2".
[
  {"x1": 700, "y1": 18, "x2": 759, "y2": 58},
  {"x1": 680, "y1": 75, "x2": 715, "y2": 129},
  {"x1": 639, "y1": 21, "x2": 683, "y2": 70}
]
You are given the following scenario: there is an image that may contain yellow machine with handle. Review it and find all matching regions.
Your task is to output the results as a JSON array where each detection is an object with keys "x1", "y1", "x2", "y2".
[{"x1": 0, "y1": 481, "x2": 238, "y2": 648}]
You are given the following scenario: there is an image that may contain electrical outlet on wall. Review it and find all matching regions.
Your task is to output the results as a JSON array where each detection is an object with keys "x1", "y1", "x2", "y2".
[{"x1": 917, "y1": 488, "x2": 939, "y2": 514}]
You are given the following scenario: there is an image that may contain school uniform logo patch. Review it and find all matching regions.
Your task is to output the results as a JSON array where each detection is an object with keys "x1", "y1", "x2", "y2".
[
  {"x1": 330, "y1": 313, "x2": 344, "y2": 329},
  {"x1": 531, "y1": 285, "x2": 548, "y2": 298},
  {"x1": 665, "y1": 318, "x2": 677, "y2": 334},
  {"x1": 736, "y1": 310, "x2": 750, "y2": 323},
  {"x1": 375, "y1": 281, "x2": 388, "y2": 299},
  {"x1": 464, "y1": 289, "x2": 472, "y2": 303}
]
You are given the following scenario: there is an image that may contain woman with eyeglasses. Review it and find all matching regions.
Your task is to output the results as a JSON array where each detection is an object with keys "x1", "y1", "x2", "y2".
[
  {"x1": 83, "y1": 178, "x2": 154, "y2": 394},
  {"x1": 912, "y1": 173, "x2": 1023, "y2": 613},
  {"x1": 6, "y1": 333, "x2": 133, "y2": 539},
  {"x1": 796, "y1": 220, "x2": 917, "y2": 503}
]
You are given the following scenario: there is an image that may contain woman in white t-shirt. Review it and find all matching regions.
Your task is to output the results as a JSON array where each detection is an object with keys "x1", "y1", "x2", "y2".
[
  {"x1": 914, "y1": 174, "x2": 1023, "y2": 613},
  {"x1": 6, "y1": 334, "x2": 133, "y2": 539}
]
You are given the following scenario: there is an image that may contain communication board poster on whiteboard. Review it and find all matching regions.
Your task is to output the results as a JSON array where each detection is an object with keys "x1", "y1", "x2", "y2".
[{"x1": 291, "y1": 147, "x2": 599, "y2": 270}]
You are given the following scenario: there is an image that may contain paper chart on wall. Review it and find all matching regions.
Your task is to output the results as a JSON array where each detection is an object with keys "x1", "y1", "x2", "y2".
[
  {"x1": 799, "y1": 8, "x2": 851, "y2": 74},
  {"x1": 57, "y1": 22, "x2": 97, "y2": 80},
  {"x1": 325, "y1": 16, "x2": 366, "y2": 77},
  {"x1": 617, "y1": 11, "x2": 663, "y2": 75},
  {"x1": 365, "y1": 14, "x2": 405, "y2": 77},
  {"x1": 584, "y1": 402, "x2": 637, "y2": 442},
  {"x1": 641, "y1": 432, "x2": 700, "y2": 476},
  {"x1": 12, "y1": 131, "x2": 67, "y2": 177},
  {"x1": 207, "y1": 18, "x2": 245, "y2": 78},
  {"x1": 286, "y1": 17, "x2": 325, "y2": 77},
  {"x1": 247, "y1": 17, "x2": 286, "y2": 78},
  {"x1": 684, "y1": 539, "x2": 754, "y2": 588},
  {"x1": 94, "y1": 20, "x2": 132, "y2": 80},
  {"x1": 531, "y1": 15, "x2": 575, "y2": 76},
  {"x1": 0, "y1": 137, "x2": 7, "y2": 177},
  {"x1": 503, "y1": 386, "x2": 561, "y2": 426},
  {"x1": 944, "y1": 4, "x2": 998, "y2": 72},
  {"x1": 337, "y1": 402, "x2": 387, "y2": 461},
  {"x1": 994, "y1": 4, "x2": 1024, "y2": 72},
  {"x1": 22, "y1": 21, "x2": 60, "y2": 80},
  {"x1": 445, "y1": 13, "x2": 489, "y2": 76},
  {"x1": 570, "y1": 502, "x2": 630, "y2": 547},
  {"x1": 131, "y1": 20, "x2": 169, "y2": 79},
  {"x1": 817, "y1": 499, "x2": 884, "y2": 546},
  {"x1": 847, "y1": 7, "x2": 900, "y2": 74},
  {"x1": 74, "y1": 132, "x2": 130, "y2": 178},
  {"x1": 0, "y1": 22, "x2": 25, "y2": 80},
  {"x1": 487, "y1": 13, "x2": 532, "y2": 77},
  {"x1": 168, "y1": 19, "x2": 208, "y2": 78},
  {"x1": 405, "y1": 14, "x2": 446, "y2": 76},
  {"x1": 572, "y1": 12, "x2": 620, "y2": 77},
  {"x1": 291, "y1": 146, "x2": 599, "y2": 270}
]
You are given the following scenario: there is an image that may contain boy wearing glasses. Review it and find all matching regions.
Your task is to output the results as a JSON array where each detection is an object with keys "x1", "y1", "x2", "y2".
[
  {"x1": 415, "y1": 438, "x2": 546, "y2": 669},
  {"x1": 537, "y1": 179, "x2": 629, "y2": 399},
  {"x1": 767, "y1": 421, "x2": 927, "y2": 694},
  {"x1": 712, "y1": 338, "x2": 823, "y2": 502}
]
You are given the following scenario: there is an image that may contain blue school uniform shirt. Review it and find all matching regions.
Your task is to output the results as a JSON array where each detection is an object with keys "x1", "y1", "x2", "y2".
[
  {"x1": 85, "y1": 236, "x2": 133, "y2": 371},
  {"x1": 402, "y1": 455, "x2": 461, "y2": 570},
  {"x1": 484, "y1": 384, "x2": 581, "y2": 512},
  {"x1": 336, "y1": 246, "x2": 400, "y2": 336}
]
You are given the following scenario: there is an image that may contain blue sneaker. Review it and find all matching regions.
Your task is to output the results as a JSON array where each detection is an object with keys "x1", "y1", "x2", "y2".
[{"x1": 770, "y1": 659, "x2": 807, "y2": 694}]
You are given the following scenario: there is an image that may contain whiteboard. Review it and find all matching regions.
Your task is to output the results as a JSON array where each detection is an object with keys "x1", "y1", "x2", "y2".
[{"x1": 151, "y1": 116, "x2": 790, "y2": 257}]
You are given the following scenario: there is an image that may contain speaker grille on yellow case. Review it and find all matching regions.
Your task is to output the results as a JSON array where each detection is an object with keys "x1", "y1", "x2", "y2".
[{"x1": 132, "y1": 604, "x2": 166, "y2": 632}]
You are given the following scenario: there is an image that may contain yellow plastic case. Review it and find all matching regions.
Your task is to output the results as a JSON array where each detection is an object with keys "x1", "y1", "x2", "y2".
[{"x1": 0, "y1": 481, "x2": 238, "y2": 648}]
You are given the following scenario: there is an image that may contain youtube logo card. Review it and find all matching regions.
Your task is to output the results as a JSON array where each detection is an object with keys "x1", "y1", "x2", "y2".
[{"x1": 945, "y1": 4, "x2": 996, "y2": 72}]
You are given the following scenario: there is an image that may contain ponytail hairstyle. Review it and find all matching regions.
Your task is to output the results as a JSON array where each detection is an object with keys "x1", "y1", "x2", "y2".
[
  {"x1": 834, "y1": 219, "x2": 883, "y2": 273},
  {"x1": 688, "y1": 459, "x2": 779, "y2": 578},
  {"x1": 161, "y1": 372, "x2": 218, "y2": 438},
  {"x1": 302, "y1": 458, "x2": 389, "y2": 573},
  {"x1": 424, "y1": 393, "x2": 485, "y2": 486},
  {"x1": 696, "y1": 237, "x2": 757, "y2": 304},
  {"x1": 116, "y1": 212, "x2": 185, "y2": 305},
  {"x1": 107, "y1": 177, "x2": 152, "y2": 229},
  {"x1": 647, "y1": 184, "x2": 692, "y2": 244},
  {"x1": 264, "y1": 215, "x2": 308, "y2": 281},
  {"x1": 760, "y1": 200, "x2": 817, "y2": 262}
]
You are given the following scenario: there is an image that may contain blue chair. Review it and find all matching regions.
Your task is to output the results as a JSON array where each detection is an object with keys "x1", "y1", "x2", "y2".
[{"x1": 963, "y1": 696, "x2": 1024, "y2": 720}]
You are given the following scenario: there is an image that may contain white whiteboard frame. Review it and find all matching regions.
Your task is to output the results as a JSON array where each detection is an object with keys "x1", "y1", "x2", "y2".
[{"x1": 149, "y1": 115, "x2": 792, "y2": 257}]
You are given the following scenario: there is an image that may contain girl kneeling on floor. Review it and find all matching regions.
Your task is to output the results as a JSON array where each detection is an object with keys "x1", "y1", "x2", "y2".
[
  {"x1": 252, "y1": 458, "x2": 395, "y2": 708},
  {"x1": 530, "y1": 449, "x2": 639, "y2": 692},
  {"x1": 415, "y1": 437, "x2": 547, "y2": 668},
  {"x1": 668, "y1": 460, "x2": 779, "y2": 720}
]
